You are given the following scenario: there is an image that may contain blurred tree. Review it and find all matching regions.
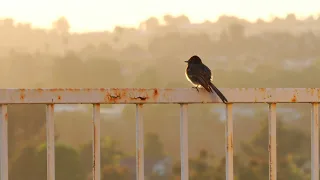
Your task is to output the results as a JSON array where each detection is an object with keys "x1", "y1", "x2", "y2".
[
  {"x1": 84, "y1": 57, "x2": 124, "y2": 87},
  {"x1": 7, "y1": 104, "x2": 47, "y2": 173},
  {"x1": 37, "y1": 143, "x2": 85, "y2": 180},
  {"x1": 102, "y1": 165, "x2": 131, "y2": 180},
  {"x1": 139, "y1": 17, "x2": 160, "y2": 31},
  {"x1": 239, "y1": 118, "x2": 310, "y2": 180},
  {"x1": 11, "y1": 144, "x2": 84, "y2": 180},
  {"x1": 227, "y1": 23, "x2": 245, "y2": 42},
  {"x1": 164, "y1": 15, "x2": 190, "y2": 27},
  {"x1": 133, "y1": 65, "x2": 163, "y2": 87},
  {"x1": 9, "y1": 147, "x2": 38, "y2": 180},
  {"x1": 285, "y1": 13, "x2": 297, "y2": 22},
  {"x1": 144, "y1": 132, "x2": 165, "y2": 160},
  {"x1": 52, "y1": 16, "x2": 70, "y2": 34},
  {"x1": 52, "y1": 16, "x2": 70, "y2": 53},
  {"x1": 1, "y1": 18, "x2": 14, "y2": 28},
  {"x1": 51, "y1": 51, "x2": 86, "y2": 87},
  {"x1": 79, "y1": 136, "x2": 126, "y2": 178},
  {"x1": 171, "y1": 149, "x2": 217, "y2": 180}
]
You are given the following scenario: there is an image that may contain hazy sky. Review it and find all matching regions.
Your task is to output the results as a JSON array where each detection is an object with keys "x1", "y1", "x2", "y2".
[{"x1": 1, "y1": 0, "x2": 319, "y2": 32}]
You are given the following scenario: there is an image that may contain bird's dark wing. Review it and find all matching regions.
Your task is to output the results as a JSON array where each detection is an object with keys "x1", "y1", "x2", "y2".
[
  {"x1": 189, "y1": 64, "x2": 228, "y2": 103},
  {"x1": 201, "y1": 64, "x2": 212, "y2": 81},
  {"x1": 202, "y1": 64, "x2": 228, "y2": 103}
]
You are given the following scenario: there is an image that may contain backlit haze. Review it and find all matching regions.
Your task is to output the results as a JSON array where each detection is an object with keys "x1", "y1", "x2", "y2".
[{"x1": 1, "y1": 0, "x2": 320, "y2": 32}]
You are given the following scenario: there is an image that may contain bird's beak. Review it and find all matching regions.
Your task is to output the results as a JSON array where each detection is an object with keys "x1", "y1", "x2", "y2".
[{"x1": 184, "y1": 61, "x2": 188, "y2": 63}]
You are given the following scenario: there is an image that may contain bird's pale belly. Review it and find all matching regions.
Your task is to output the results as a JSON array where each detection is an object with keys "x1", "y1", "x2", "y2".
[{"x1": 185, "y1": 70, "x2": 200, "y2": 86}]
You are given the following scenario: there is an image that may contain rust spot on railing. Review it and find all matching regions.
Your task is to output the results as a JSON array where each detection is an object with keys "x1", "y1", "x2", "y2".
[
  {"x1": 20, "y1": 93, "x2": 25, "y2": 101},
  {"x1": 137, "y1": 149, "x2": 140, "y2": 170},
  {"x1": 49, "y1": 104, "x2": 54, "y2": 111},
  {"x1": 51, "y1": 88, "x2": 75, "y2": 92},
  {"x1": 310, "y1": 88, "x2": 315, "y2": 96},
  {"x1": 49, "y1": 88, "x2": 64, "y2": 92},
  {"x1": 291, "y1": 95, "x2": 297, "y2": 102},
  {"x1": 57, "y1": 96, "x2": 61, "y2": 100},
  {"x1": 4, "y1": 113, "x2": 8, "y2": 121},
  {"x1": 37, "y1": 88, "x2": 44, "y2": 93},
  {"x1": 317, "y1": 89, "x2": 320, "y2": 99},
  {"x1": 227, "y1": 133, "x2": 233, "y2": 151},
  {"x1": 153, "y1": 89, "x2": 158, "y2": 97},
  {"x1": 19, "y1": 89, "x2": 26, "y2": 101},
  {"x1": 131, "y1": 96, "x2": 148, "y2": 101},
  {"x1": 104, "y1": 91, "x2": 121, "y2": 103}
]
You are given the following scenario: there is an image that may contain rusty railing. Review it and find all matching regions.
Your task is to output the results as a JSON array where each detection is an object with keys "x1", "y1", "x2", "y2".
[{"x1": 0, "y1": 88, "x2": 319, "y2": 180}]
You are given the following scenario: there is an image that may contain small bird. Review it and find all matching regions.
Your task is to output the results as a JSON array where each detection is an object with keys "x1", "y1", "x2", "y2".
[{"x1": 185, "y1": 55, "x2": 228, "y2": 103}]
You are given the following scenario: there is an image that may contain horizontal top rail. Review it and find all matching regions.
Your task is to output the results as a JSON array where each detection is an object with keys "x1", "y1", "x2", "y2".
[{"x1": 0, "y1": 88, "x2": 320, "y2": 104}]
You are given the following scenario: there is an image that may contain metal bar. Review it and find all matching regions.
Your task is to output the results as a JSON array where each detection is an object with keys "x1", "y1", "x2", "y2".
[
  {"x1": 268, "y1": 103, "x2": 277, "y2": 180},
  {"x1": 46, "y1": 104, "x2": 55, "y2": 180},
  {"x1": 180, "y1": 104, "x2": 189, "y2": 180},
  {"x1": 92, "y1": 104, "x2": 101, "y2": 180},
  {"x1": 2, "y1": 88, "x2": 320, "y2": 104},
  {"x1": 0, "y1": 105, "x2": 8, "y2": 180},
  {"x1": 225, "y1": 103, "x2": 233, "y2": 180},
  {"x1": 136, "y1": 104, "x2": 144, "y2": 180},
  {"x1": 311, "y1": 103, "x2": 319, "y2": 180}
]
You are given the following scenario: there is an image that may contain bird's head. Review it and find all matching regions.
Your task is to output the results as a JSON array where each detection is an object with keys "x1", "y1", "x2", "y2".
[{"x1": 185, "y1": 55, "x2": 202, "y2": 64}]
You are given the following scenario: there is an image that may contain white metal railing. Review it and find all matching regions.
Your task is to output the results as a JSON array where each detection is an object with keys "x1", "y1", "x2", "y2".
[{"x1": 0, "y1": 88, "x2": 319, "y2": 180}]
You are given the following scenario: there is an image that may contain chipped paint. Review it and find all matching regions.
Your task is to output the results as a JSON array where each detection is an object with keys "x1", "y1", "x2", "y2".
[
  {"x1": 0, "y1": 105, "x2": 8, "y2": 180},
  {"x1": 136, "y1": 104, "x2": 144, "y2": 180},
  {"x1": 92, "y1": 104, "x2": 101, "y2": 180},
  {"x1": 226, "y1": 103, "x2": 234, "y2": 180},
  {"x1": 1, "y1": 88, "x2": 320, "y2": 104},
  {"x1": 268, "y1": 103, "x2": 277, "y2": 180}
]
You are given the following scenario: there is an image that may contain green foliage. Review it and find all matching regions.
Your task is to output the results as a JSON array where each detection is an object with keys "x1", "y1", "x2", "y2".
[
  {"x1": 101, "y1": 165, "x2": 131, "y2": 180},
  {"x1": 79, "y1": 136, "x2": 126, "y2": 178},
  {"x1": 10, "y1": 144, "x2": 85, "y2": 180},
  {"x1": 9, "y1": 147, "x2": 38, "y2": 180},
  {"x1": 238, "y1": 118, "x2": 310, "y2": 180},
  {"x1": 37, "y1": 143, "x2": 85, "y2": 180},
  {"x1": 145, "y1": 132, "x2": 166, "y2": 160},
  {"x1": 171, "y1": 149, "x2": 218, "y2": 180},
  {"x1": 7, "y1": 104, "x2": 47, "y2": 173}
]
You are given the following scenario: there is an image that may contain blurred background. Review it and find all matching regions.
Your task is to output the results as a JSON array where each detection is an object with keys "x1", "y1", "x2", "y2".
[{"x1": 1, "y1": 0, "x2": 320, "y2": 179}]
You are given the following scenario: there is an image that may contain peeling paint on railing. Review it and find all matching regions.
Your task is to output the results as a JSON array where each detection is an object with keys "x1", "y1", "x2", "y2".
[
  {"x1": 0, "y1": 88, "x2": 319, "y2": 180},
  {"x1": 1, "y1": 88, "x2": 320, "y2": 104}
]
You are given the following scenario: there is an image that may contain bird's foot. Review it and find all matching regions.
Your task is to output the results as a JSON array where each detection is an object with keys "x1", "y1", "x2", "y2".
[{"x1": 192, "y1": 86, "x2": 200, "y2": 92}]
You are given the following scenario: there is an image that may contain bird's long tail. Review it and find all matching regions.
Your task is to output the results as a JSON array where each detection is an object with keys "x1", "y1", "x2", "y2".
[{"x1": 208, "y1": 82, "x2": 228, "y2": 103}]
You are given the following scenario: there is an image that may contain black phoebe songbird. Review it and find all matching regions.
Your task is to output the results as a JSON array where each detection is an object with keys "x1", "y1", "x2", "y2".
[{"x1": 185, "y1": 55, "x2": 228, "y2": 103}]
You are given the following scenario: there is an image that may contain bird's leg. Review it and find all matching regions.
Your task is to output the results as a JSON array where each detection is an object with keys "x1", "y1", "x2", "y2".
[{"x1": 192, "y1": 85, "x2": 200, "y2": 92}]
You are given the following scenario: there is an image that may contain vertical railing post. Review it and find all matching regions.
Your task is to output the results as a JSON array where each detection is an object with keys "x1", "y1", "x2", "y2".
[
  {"x1": 92, "y1": 104, "x2": 101, "y2": 180},
  {"x1": 46, "y1": 104, "x2": 55, "y2": 180},
  {"x1": 180, "y1": 104, "x2": 189, "y2": 180},
  {"x1": 136, "y1": 104, "x2": 144, "y2": 180},
  {"x1": 225, "y1": 103, "x2": 233, "y2": 180},
  {"x1": 311, "y1": 103, "x2": 319, "y2": 180},
  {"x1": 0, "y1": 105, "x2": 8, "y2": 180},
  {"x1": 268, "y1": 103, "x2": 277, "y2": 180}
]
